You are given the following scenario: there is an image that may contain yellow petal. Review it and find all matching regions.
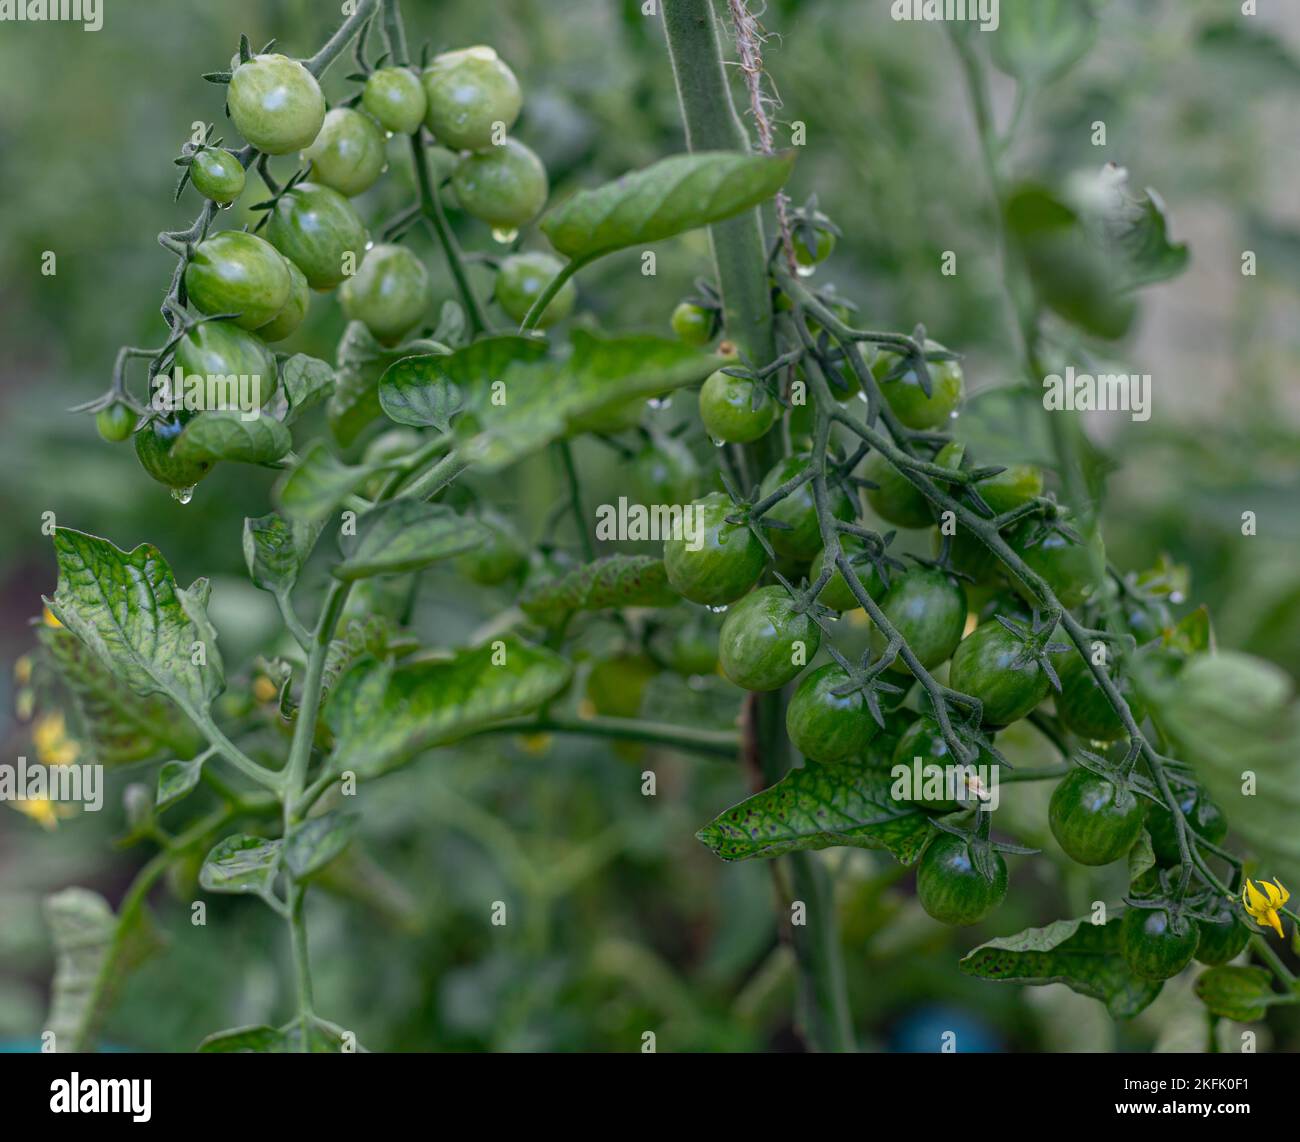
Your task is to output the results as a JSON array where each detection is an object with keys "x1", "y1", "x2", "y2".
[
  {"x1": 1275, "y1": 879, "x2": 1290, "y2": 906},
  {"x1": 1263, "y1": 879, "x2": 1284, "y2": 907},
  {"x1": 1244, "y1": 879, "x2": 1269, "y2": 913},
  {"x1": 1267, "y1": 910, "x2": 1286, "y2": 940}
]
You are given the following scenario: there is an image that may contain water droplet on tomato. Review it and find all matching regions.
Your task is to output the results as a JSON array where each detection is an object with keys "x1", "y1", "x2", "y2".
[
  {"x1": 796, "y1": 264, "x2": 817, "y2": 278},
  {"x1": 491, "y1": 227, "x2": 518, "y2": 245},
  {"x1": 171, "y1": 485, "x2": 195, "y2": 505}
]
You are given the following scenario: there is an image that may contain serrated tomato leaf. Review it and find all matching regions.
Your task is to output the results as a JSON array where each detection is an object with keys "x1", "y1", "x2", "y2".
[
  {"x1": 243, "y1": 511, "x2": 325, "y2": 596},
  {"x1": 520, "y1": 555, "x2": 678, "y2": 626},
  {"x1": 284, "y1": 810, "x2": 359, "y2": 880},
  {"x1": 378, "y1": 355, "x2": 462, "y2": 431},
  {"x1": 280, "y1": 354, "x2": 335, "y2": 425},
  {"x1": 199, "y1": 835, "x2": 282, "y2": 896},
  {"x1": 334, "y1": 500, "x2": 485, "y2": 581}
]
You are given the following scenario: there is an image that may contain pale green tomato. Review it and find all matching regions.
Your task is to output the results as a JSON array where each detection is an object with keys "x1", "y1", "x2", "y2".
[
  {"x1": 494, "y1": 251, "x2": 574, "y2": 327},
  {"x1": 302, "y1": 107, "x2": 387, "y2": 197},
  {"x1": 363, "y1": 67, "x2": 428, "y2": 135},
  {"x1": 451, "y1": 139, "x2": 548, "y2": 230},
  {"x1": 422, "y1": 45, "x2": 522, "y2": 152},
  {"x1": 340, "y1": 243, "x2": 431, "y2": 345},
  {"x1": 258, "y1": 258, "x2": 310, "y2": 342},
  {"x1": 228, "y1": 54, "x2": 326, "y2": 155}
]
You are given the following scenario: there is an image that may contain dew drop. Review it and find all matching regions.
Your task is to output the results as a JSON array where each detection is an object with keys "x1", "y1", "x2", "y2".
[
  {"x1": 711, "y1": 437, "x2": 726, "y2": 448},
  {"x1": 380, "y1": 163, "x2": 390, "y2": 174},
  {"x1": 648, "y1": 396, "x2": 672, "y2": 410},
  {"x1": 218, "y1": 200, "x2": 235, "y2": 211},
  {"x1": 364, "y1": 240, "x2": 376, "y2": 251},
  {"x1": 171, "y1": 485, "x2": 195, "y2": 505},
  {"x1": 491, "y1": 226, "x2": 519, "y2": 245},
  {"x1": 708, "y1": 604, "x2": 729, "y2": 614},
  {"x1": 796, "y1": 264, "x2": 817, "y2": 278}
]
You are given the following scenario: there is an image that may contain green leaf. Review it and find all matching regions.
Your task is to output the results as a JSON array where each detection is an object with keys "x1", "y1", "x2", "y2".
[
  {"x1": 1082, "y1": 166, "x2": 1189, "y2": 290},
  {"x1": 199, "y1": 834, "x2": 282, "y2": 897},
  {"x1": 274, "y1": 441, "x2": 380, "y2": 523},
  {"x1": 1194, "y1": 965, "x2": 1276, "y2": 1023},
  {"x1": 520, "y1": 555, "x2": 678, "y2": 626},
  {"x1": 432, "y1": 299, "x2": 467, "y2": 347},
  {"x1": 43, "y1": 887, "x2": 163, "y2": 1052},
  {"x1": 327, "y1": 639, "x2": 573, "y2": 778},
  {"x1": 281, "y1": 354, "x2": 335, "y2": 425},
  {"x1": 284, "y1": 810, "x2": 359, "y2": 880},
  {"x1": 329, "y1": 322, "x2": 448, "y2": 449},
  {"x1": 45, "y1": 529, "x2": 224, "y2": 719},
  {"x1": 378, "y1": 355, "x2": 462, "y2": 431},
  {"x1": 35, "y1": 623, "x2": 204, "y2": 765},
  {"x1": 454, "y1": 330, "x2": 721, "y2": 471},
  {"x1": 334, "y1": 500, "x2": 485, "y2": 581},
  {"x1": 696, "y1": 765, "x2": 933, "y2": 864},
  {"x1": 156, "y1": 757, "x2": 203, "y2": 812},
  {"x1": 243, "y1": 511, "x2": 325, "y2": 596},
  {"x1": 1128, "y1": 828, "x2": 1156, "y2": 884},
  {"x1": 960, "y1": 914, "x2": 1163, "y2": 1019},
  {"x1": 1164, "y1": 604, "x2": 1213, "y2": 655},
  {"x1": 170, "y1": 410, "x2": 292, "y2": 466},
  {"x1": 989, "y1": 0, "x2": 1098, "y2": 85},
  {"x1": 197, "y1": 1024, "x2": 287, "y2": 1053},
  {"x1": 541, "y1": 150, "x2": 796, "y2": 262}
]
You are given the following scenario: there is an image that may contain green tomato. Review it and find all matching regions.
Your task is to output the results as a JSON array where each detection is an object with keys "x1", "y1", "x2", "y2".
[
  {"x1": 979, "y1": 589, "x2": 1034, "y2": 628},
  {"x1": 1008, "y1": 518, "x2": 1105, "y2": 609},
  {"x1": 1121, "y1": 905, "x2": 1200, "y2": 980},
  {"x1": 340, "y1": 243, "x2": 431, "y2": 345},
  {"x1": 809, "y1": 537, "x2": 885, "y2": 612},
  {"x1": 455, "y1": 510, "x2": 528, "y2": 586},
  {"x1": 757, "y1": 454, "x2": 856, "y2": 561},
  {"x1": 302, "y1": 107, "x2": 387, "y2": 198},
  {"x1": 792, "y1": 227, "x2": 835, "y2": 266},
  {"x1": 184, "y1": 230, "x2": 291, "y2": 331},
  {"x1": 662, "y1": 616, "x2": 719, "y2": 677},
  {"x1": 948, "y1": 619, "x2": 1051, "y2": 726},
  {"x1": 1054, "y1": 652, "x2": 1145, "y2": 742},
  {"x1": 363, "y1": 67, "x2": 428, "y2": 135},
  {"x1": 264, "y1": 181, "x2": 368, "y2": 291},
  {"x1": 871, "y1": 340, "x2": 964, "y2": 430},
  {"x1": 718, "y1": 585, "x2": 820, "y2": 692},
  {"x1": 671, "y1": 301, "x2": 714, "y2": 346},
  {"x1": 586, "y1": 654, "x2": 658, "y2": 719},
  {"x1": 134, "y1": 416, "x2": 213, "y2": 490},
  {"x1": 786, "y1": 663, "x2": 879, "y2": 763},
  {"x1": 874, "y1": 567, "x2": 967, "y2": 675},
  {"x1": 258, "y1": 258, "x2": 310, "y2": 342},
  {"x1": 95, "y1": 403, "x2": 136, "y2": 443},
  {"x1": 1048, "y1": 768, "x2": 1146, "y2": 866},
  {"x1": 422, "y1": 45, "x2": 523, "y2": 152},
  {"x1": 916, "y1": 833, "x2": 1007, "y2": 926},
  {"x1": 1195, "y1": 900, "x2": 1251, "y2": 966},
  {"x1": 172, "y1": 320, "x2": 278, "y2": 407},
  {"x1": 864, "y1": 706, "x2": 918, "y2": 768},
  {"x1": 630, "y1": 433, "x2": 699, "y2": 506},
  {"x1": 973, "y1": 463, "x2": 1044, "y2": 514},
  {"x1": 890, "y1": 715, "x2": 996, "y2": 811},
  {"x1": 494, "y1": 251, "x2": 575, "y2": 327},
  {"x1": 663, "y1": 492, "x2": 766, "y2": 606},
  {"x1": 698, "y1": 371, "x2": 778, "y2": 444},
  {"x1": 189, "y1": 148, "x2": 245, "y2": 205},
  {"x1": 228, "y1": 54, "x2": 326, "y2": 155},
  {"x1": 451, "y1": 139, "x2": 547, "y2": 230},
  {"x1": 1146, "y1": 784, "x2": 1227, "y2": 868},
  {"x1": 863, "y1": 451, "x2": 932, "y2": 529}
]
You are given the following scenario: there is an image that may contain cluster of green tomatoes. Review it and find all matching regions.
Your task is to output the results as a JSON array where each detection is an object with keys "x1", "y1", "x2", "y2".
[{"x1": 96, "y1": 43, "x2": 574, "y2": 491}]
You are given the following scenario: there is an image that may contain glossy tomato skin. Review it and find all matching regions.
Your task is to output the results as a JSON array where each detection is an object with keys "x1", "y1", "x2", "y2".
[
  {"x1": 303, "y1": 107, "x2": 387, "y2": 197},
  {"x1": 663, "y1": 492, "x2": 766, "y2": 606},
  {"x1": 451, "y1": 139, "x2": 548, "y2": 229},
  {"x1": 718, "y1": 586, "x2": 820, "y2": 692},
  {"x1": 422, "y1": 46, "x2": 522, "y2": 152},
  {"x1": 698, "y1": 371, "x2": 778, "y2": 444},
  {"x1": 1054, "y1": 652, "x2": 1144, "y2": 741},
  {"x1": 265, "y1": 182, "x2": 368, "y2": 291},
  {"x1": 864, "y1": 451, "x2": 932, "y2": 528},
  {"x1": 630, "y1": 433, "x2": 699, "y2": 506},
  {"x1": 340, "y1": 243, "x2": 432, "y2": 345},
  {"x1": 1194, "y1": 901, "x2": 1251, "y2": 966},
  {"x1": 786, "y1": 664, "x2": 879, "y2": 762},
  {"x1": 228, "y1": 54, "x2": 326, "y2": 155},
  {"x1": 758, "y1": 454, "x2": 856, "y2": 561},
  {"x1": 1122, "y1": 906, "x2": 1200, "y2": 980},
  {"x1": 793, "y1": 228, "x2": 835, "y2": 266},
  {"x1": 494, "y1": 251, "x2": 575, "y2": 327},
  {"x1": 258, "y1": 258, "x2": 310, "y2": 343},
  {"x1": 189, "y1": 148, "x2": 246, "y2": 204},
  {"x1": 890, "y1": 715, "x2": 998, "y2": 811},
  {"x1": 95, "y1": 403, "x2": 136, "y2": 443},
  {"x1": 916, "y1": 834, "x2": 1007, "y2": 926},
  {"x1": 948, "y1": 620, "x2": 1050, "y2": 726},
  {"x1": 134, "y1": 416, "x2": 213, "y2": 489},
  {"x1": 871, "y1": 340, "x2": 964, "y2": 431},
  {"x1": 1048, "y1": 768, "x2": 1146, "y2": 866},
  {"x1": 809, "y1": 538, "x2": 885, "y2": 612},
  {"x1": 1147, "y1": 785, "x2": 1227, "y2": 867},
  {"x1": 874, "y1": 567, "x2": 967, "y2": 675},
  {"x1": 363, "y1": 67, "x2": 428, "y2": 135},
  {"x1": 1008, "y1": 519, "x2": 1105, "y2": 608},
  {"x1": 173, "y1": 321, "x2": 279, "y2": 407},
  {"x1": 671, "y1": 301, "x2": 714, "y2": 346},
  {"x1": 455, "y1": 510, "x2": 528, "y2": 585},
  {"x1": 184, "y1": 231, "x2": 291, "y2": 331},
  {"x1": 975, "y1": 463, "x2": 1044, "y2": 514}
]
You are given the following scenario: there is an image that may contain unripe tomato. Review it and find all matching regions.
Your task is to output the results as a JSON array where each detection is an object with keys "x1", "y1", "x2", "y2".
[
  {"x1": 671, "y1": 301, "x2": 714, "y2": 346},
  {"x1": 494, "y1": 251, "x2": 575, "y2": 327},
  {"x1": 189, "y1": 148, "x2": 246, "y2": 205},
  {"x1": 948, "y1": 619, "x2": 1051, "y2": 726},
  {"x1": 134, "y1": 416, "x2": 213, "y2": 490},
  {"x1": 363, "y1": 66, "x2": 428, "y2": 135},
  {"x1": 264, "y1": 181, "x2": 368, "y2": 291},
  {"x1": 630, "y1": 433, "x2": 699, "y2": 506},
  {"x1": 873, "y1": 567, "x2": 966, "y2": 674},
  {"x1": 1048, "y1": 768, "x2": 1146, "y2": 866},
  {"x1": 757, "y1": 454, "x2": 856, "y2": 561},
  {"x1": 1146, "y1": 784, "x2": 1227, "y2": 868},
  {"x1": 422, "y1": 45, "x2": 523, "y2": 152},
  {"x1": 871, "y1": 340, "x2": 964, "y2": 430},
  {"x1": 786, "y1": 664, "x2": 879, "y2": 763},
  {"x1": 916, "y1": 833, "x2": 1007, "y2": 926},
  {"x1": 1008, "y1": 518, "x2": 1105, "y2": 609},
  {"x1": 228, "y1": 54, "x2": 326, "y2": 155},
  {"x1": 95, "y1": 403, "x2": 136, "y2": 443},
  {"x1": 662, "y1": 616, "x2": 719, "y2": 677},
  {"x1": 1194, "y1": 900, "x2": 1251, "y2": 966},
  {"x1": 890, "y1": 715, "x2": 996, "y2": 811},
  {"x1": 585, "y1": 654, "x2": 658, "y2": 719},
  {"x1": 258, "y1": 258, "x2": 310, "y2": 342},
  {"x1": 974, "y1": 463, "x2": 1044, "y2": 514},
  {"x1": 1121, "y1": 906, "x2": 1199, "y2": 980},
  {"x1": 698, "y1": 371, "x2": 778, "y2": 444},
  {"x1": 340, "y1": 243, "x2": 431, "y2": 345},
  {"x1": 809, "y1": 537, "x2": 885, "y2": 612},
  {"x1": 718, "y1": 585, "x2": 820, "y2": 691},
  {"x1": 173, "y1": 321, "x2": 279, "y2": 407},
  {"x1": 863, "y1": 451, "x2": 932, "y2": 529},
  {"x1": 185, "y1": 230, "x2": 291, "y2": 331},
  {"x1": 302, "y1": 107, "x2": 387, "y2": 197},
  {"x1": 451, "y1": 139, "x2": 548, "y2": 230},
  {"x1": 455, "y1": 510, "x2": 528, "y2": 585},
  {"x1": 663, "y1": 492, "x2": 765, "y2": 606},
  {"x1": 1054, "y1": 652, "x2": 1145, "y2": 742},
  {"x1": 792, "y1": 227, "x2": 835, "y2": 267}
]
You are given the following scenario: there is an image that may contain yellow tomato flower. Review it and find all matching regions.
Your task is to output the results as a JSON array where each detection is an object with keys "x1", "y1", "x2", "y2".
[
  {"x1": 1242, "y1": 877, "x2": 1290, "y2": 939},
  {"x1": 32, "y1": 711, "x2": 80, "y2": 766},
  {"x1": 253, "y1": 675, "x2": 280, "y2": 703}
]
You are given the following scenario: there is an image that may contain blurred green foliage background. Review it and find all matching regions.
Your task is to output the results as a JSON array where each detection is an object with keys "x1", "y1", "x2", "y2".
[{"x1": 0, "y1": 0, "x2": 1298, "y2": 1052}]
